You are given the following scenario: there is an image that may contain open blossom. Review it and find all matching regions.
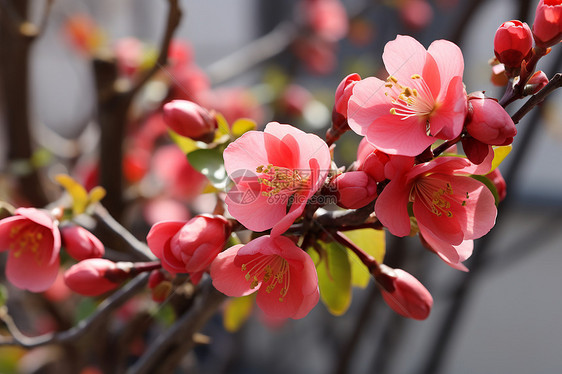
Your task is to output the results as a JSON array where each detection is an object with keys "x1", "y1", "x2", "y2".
[
  {"x1": 147, "y1": 215, "x2": 230, "y2": 278},
  {"x1": 375, "y1": 156, "x2": 497, "y2": 268},
  {"x1": 0, "y1": 208, "x2": 61, "y2": 292},
  {"x1": 224, "y1": 122, "x2": 331, "y2": 236},
  {"x1": 210, "y1": 235, "x2": 319, "y2": 319},
  {"x1": 348, "y1": 35, "x2": 467, "y2": 156}
]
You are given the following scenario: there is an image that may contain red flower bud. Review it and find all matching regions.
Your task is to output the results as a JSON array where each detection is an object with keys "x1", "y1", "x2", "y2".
[
  {"x1": 163, "y1": 100, "x2": 217, "y2": 143},
  {"x1": 356, "y1": 138, "x2": 390, "y2": 182},
  {"x1": 63, "y1": 259, "x2": 120, "y2": 296},
  {"x1": 147, "y1": 215, "x2": 231, "y2": 275},
  {"x1": 485, "y1": 168, "x2": 507, "y2": 202},
  {"x1": 378, "y1": 268, "x2": 433, "y2": 320},
  {"x1": 332, "y1": 171, "x2": 378, "y2": 209},
  {"x1": 465, "y1": 92, "x2": 517, "y2": 146},
  {"x1": 61, "y1": 225, "x2": 105, "y2": 261},
  {"x1": 524, "y1": 70, "x2": 549, "y2": 95},
  {"x1": 494, "y1": 20, "x2": 533, "y2": 69},
  {"x1": 532, "y1": 0, "x2": 562, "y2": 47},
  {"x1": 330, "y1": 73, "x2": 361, "y2": 138}
]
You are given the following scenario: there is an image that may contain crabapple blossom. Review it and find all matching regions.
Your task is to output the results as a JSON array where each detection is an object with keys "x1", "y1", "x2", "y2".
[
  {"x1": 147, "y1": 215, "x2": 231, "y2": 277},
  {"x1": 532, "y1": 0, "x2": 562, "y2": 47},
  {"x1": 332, "y1": 171, "x2": 378, "y2": 209},
  {"x1": 375, "y1": 156, "x2": 497, "y2": 268},
  {"x1": 378, "y1": 267, "x2": 433, "y2": 320},
  {"x1": 0, "y1": 208, "x2": 61, "y2": 292},
  {"x1": 210, "y1": 235, "x2": 319, "y2": 319},
  {"x1": 163, "y1": 100, "x2": 217, "y2": 143},
  {"x1": 355, "y1": 138, "x2": 390, "y2": 182},
  {"x1": 61, "y1": 224, "x2": 105, "y2": 261},
  {"x1": 224, "y1": 122, "x2": 331, "y2": 236},
  {"x1": 301, "y1": 0, "x2": 348, "y2": 42},
  {"x1": 347, "y1": 35, "x2": 467, "y2": 156},
  {"x1": 63, "y1": 258, "x2": 120, "y2": 296},
  {"x1": 494, "y1": 20, "x2": 533, "y2": 69},
  {"x1": 465, "y1": 92, "x2": 517, "y2": 146}
]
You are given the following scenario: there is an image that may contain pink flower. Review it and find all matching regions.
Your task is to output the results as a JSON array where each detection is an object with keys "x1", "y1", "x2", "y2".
[
  {"x1": 378, "y1": 267, "x2": 433, "y2": 320},
  {"x1": 465, "y1": 92, "x2": 516, "y2": 146},
  {"x1": 375, "y1": 156, "x2": 497, "y2": 268},
  {"x1": 525, "y1": 70, "x2": 549, "y2": 95},
  {"x1": 348, "y1": 35, "x2": 467, "y2": 156},
  {"x1": 328, "y1": 73, "x2": 361, "y2": 143},
  {"x1": 63, "y1": 258, "x2": 120, "y2": 296},
  {"x1": 0, "y1": 208, "x2": 61, "y2": 292},
  {"x1": 147, "y1": 215, "x2": 230, "y2": 277},
  {"x1": 532, "y1": 0, "x2": 562, "y2": 47},
  {"x1": 485, "y1": 168, "x2": 507, "y2": 202},
  {"x1": 332, "y1": 171, "x2": 378, "y2": 209},
  {"x1": 61, "y1": 224, "x2": 105, "y2": 261},
  {"x1": 302, "y1": 0, "x2": 348, "y2": 42},
  {"x1": 210, "y1": 235, "x2": 319, "y2": 319},
  {"x1": 224, "y1": 122, "x2": 331, "y2": 236},
  {"x1": 399, "y1": 0, "x2": 434, "y2": 30}
]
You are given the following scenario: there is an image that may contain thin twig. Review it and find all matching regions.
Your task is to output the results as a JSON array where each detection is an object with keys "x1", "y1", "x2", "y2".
[
  {"x1": 129, "y1": 0, "x2": 182, "y2": 97},
  {"x1": 94, "y1": 204, "x2": 156, "y2": 261},
  {"x1": 511, "y1": 73, "x2": 562, "y2": 124},
  {"x1": 0, "y1": 274, "x2": 149, "y2": 348},
  {"x1": 127, "y1": 280, "x2": 226, "y2": 374}
]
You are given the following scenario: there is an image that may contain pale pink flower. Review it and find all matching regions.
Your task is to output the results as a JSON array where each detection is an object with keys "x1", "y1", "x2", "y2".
[
  {"x1": 348, "y1": 35, "x2": 467, "y2": 156},
  {"x1": 375, "y1": 156, "x2": 497, "y2": 268},
  {"x1": 224, "y1": 122, "x2": 331, "y2": 236},
  {"x1": 0, "y1": 208, "x2": 61, "y2": 292},
  {"x1": 210, "y1": 235, "x2": 319, "y2": 319}
]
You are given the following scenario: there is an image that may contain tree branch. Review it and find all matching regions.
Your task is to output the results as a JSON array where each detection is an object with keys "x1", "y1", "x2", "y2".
[
  {"x1": 511, "y1": 73, "x2": 562, "y2": 124},
  {"x1": 0, "y1": 274, "x2": 149, "y2": 348}
]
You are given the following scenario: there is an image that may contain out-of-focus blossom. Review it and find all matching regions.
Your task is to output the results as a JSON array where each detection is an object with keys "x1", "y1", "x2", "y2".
[
  {"x1": 163, "y1": 100, "x2": 217, "y2": 143},
  {"x1": 199, "y1": 87, "x2": 264, "y2": 125},
  {"x1": 63, "y1": 14, "x2": 105, "y2": 56},
  {"x1": 486, "y1": 168, "x2": 507, "y2": 202},
  {"x1": 348, "y1": 35, "x2": 467, "y2": 156},
  {"x1": 211, "y1": 235, "x2": 319, "y2": 319},
  {"x1": 63, "y1": 258, "x2": 120, "y2": 296},
  {"x1": 223, "y1": 122, "x2": 331, "y2": 236},
  {"x1": 61, "y1": 225, "x2": 105, "y2": 261},
  {"x1": 301, "y1": 0, "x2": 348, "y2": 42},
  {"x1": 0, "y1": 208, "x2": 61, "y2": 292},
  {"x1": 399, "y1": 0, "x2": 434, "y2": 30},
  {"x1": 532, "y1": 0, "x2": 562, "y2": 47}
]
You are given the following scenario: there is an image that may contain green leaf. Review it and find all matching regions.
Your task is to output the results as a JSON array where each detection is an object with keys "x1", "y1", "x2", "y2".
[
  {"x1": 223, "y1": 294, "x2": 255, "y2": 332},
  {"x1": 343, "y1": 229, "x2": 386, "y2": 288},
  {"x1": 471, "y1": 175, "x2": 500, "y2": 206},
  {"x1": 231, "y1": 118, "x2": 257, "y2": 138},
  {"x1": 316, "y1": 241, "x2": 352, "y2": 316},
  {"x1": 0, "y1": 285, "x2": 7, "y2": 307},
  {"x1": 74, "y1": 298, "x2": 97, "y2": 324},
  {"x1": 187, "y1": 148, "x2": 229, "y2": 189},
  {"x1": 168, "y1": 129, "x2": 199, "y2": 154}
]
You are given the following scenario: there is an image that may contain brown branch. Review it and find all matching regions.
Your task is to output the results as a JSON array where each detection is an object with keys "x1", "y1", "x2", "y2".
[
  {"x1": 127, "y1": 280, "x2": 226, "y2": 374},
  {"x1": 0, "y1": 274, "x2": 149, "y2": 348},
  {"x1": 129, "y1": 0, "x2": 182, "y2": 97},
  {"x1": 511, "y1": 73, "x2": 562, "y2": 124}
]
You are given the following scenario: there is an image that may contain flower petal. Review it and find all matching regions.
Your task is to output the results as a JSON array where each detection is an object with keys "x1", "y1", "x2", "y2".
[
  {"x1": 223, "y1": 131, "x2": 269, "y2": 176},
  {"x1": 383, "y1": 35, "x2": 428, "y2": 82},
  {"x1": 347, "y1": 77, "x2": 392, "y2": 136},
  {"x1": 431, "y1": 76, "x2": 467, "y2": 139},
  {"x1": 6, "y1": 250, "x2": 60, "y2": 292},
  {"x1": 427, "y1": 39, "x2": 464, "y2": 89},
  {"x1": 375, "y1": 178, "x2": 412, "y2": 237},
  {"x1": 366, "y1": 114, "x2": 434, "y2": 156},
  {"x1": 211, "y1": 245, "x2": 257, "y2": 297},
  {"x1": 147, "y1": 221, "x2": 185, "y2": 259}
]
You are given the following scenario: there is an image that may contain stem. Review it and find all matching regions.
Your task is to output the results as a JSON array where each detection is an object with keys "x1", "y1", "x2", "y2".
[
  {"x1": 511, "y1": 73, "x2": 562, "y2": 124},
  {"x1": 333, "y1": 230, "x2": 379, "y2": 273}
]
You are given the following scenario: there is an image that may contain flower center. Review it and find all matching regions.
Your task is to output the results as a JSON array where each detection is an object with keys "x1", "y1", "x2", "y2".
[
  {"x1": 241, "y1": 255, "x2": 290, "y2": 302},
  {"x1": 9, "y1": 223, "x2": 45, "y2": 263},
  {"x1": 412, "y1": 178, "x2": 458, "y2": 218},
  {"x1": 256, "y1": 164, "x2": 309, "y2": 198},
  {"x1": 385, "y1": 74, "x2": 438, "y2": 135}
]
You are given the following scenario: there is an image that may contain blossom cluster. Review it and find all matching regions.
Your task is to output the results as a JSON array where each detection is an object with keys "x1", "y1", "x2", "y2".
[{"x1": 0, "y1": 0, "x2": 559, "y2": 327}]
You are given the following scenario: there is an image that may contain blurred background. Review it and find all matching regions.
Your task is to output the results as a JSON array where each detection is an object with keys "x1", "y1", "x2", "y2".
[{"x1": 1, "y1": 0, "x2": 561, "y2": 373}]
